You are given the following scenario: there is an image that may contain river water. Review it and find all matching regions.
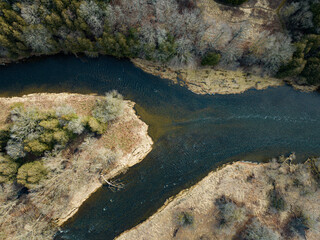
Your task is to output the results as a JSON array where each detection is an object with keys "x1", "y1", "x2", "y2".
[{"x1": 1, "y1": 56, "x2": 320, "y2": 239}]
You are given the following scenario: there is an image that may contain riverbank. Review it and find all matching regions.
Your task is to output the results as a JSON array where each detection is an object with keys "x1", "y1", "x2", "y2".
[
  {"x1": 132, "y1": 59, "x2": 319, "y2": 95},
  {"x1": 132, "y1": 58, "x2": 285, "y2": 95},
  {"x1": 0, "y1": 93, "x2": 153, "y2": 239},
  {"x1": 0, "y1": 53, "x2": 286, "y2": 95},
  {"x1": 117, "y1": 157, "x2": 320, "y2": 240},
  {"x1": 0, "y1": 51, "x2": 55, "y2": 66}
]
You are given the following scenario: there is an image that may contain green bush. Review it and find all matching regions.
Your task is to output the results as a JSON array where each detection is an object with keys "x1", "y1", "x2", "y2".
[
  {"x1": 0, "y1": 154, "x2": 18, "y2": 183},
  {"x1": 0, "y1": 96, "x2": 126, "y2": 188},
  {"x1": 277, "y1": 58, "x2": 306, "y2": 78},
  {"x1": 301, "y1": 58, "x2": 320, "y2": 85},
  {"x1": 87, "y1": 117, "x2": 108, "y2": 135},
  {"x1": 175, "y1": 211, "x2": 194, "y2": 227},
  {"x1": 17, "y1": 161, "x2": 47, "y2": 189},
  {"x1": 53, "y1": 130, "x2": 70, "y2": 145},
  {"x1": 23, "y1": 139, "x2": 50, "y2": 156},
  {"x1": 4, "y1": 105, "x2": 87, "y2": 159},
  {"x1": 39, "y1": 132, "x2": 54, "y2": 144},
  {"x1": 39, "y1": 119, "x2": 60, "y2": 130},
  {"x1": 2, "y1": 99, "x2": 125, "y2": 161},
  {"x1": 201, "y1": 52, "x2": 221, "y2": 66},
  {"x1": 268, "y1": 188, "x2": 286, "y2": 212}
]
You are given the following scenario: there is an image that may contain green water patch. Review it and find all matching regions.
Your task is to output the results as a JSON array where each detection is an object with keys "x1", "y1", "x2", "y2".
[{"x1": 134, "y1": 104, "x2": 177, "y2": 141}]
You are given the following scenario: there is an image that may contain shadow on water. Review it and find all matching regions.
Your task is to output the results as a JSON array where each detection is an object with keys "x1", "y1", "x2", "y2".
[{"x1": 1, "y1": 55, "x2": 320, "y2": 239}]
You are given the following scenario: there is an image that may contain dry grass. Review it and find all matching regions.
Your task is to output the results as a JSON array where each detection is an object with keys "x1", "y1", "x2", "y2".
[
  {"x1": 117, "y1": 158, "x2": 320, "y2": 240},
  {"x1": 0, "y1": 93, "x2": 99, "y2": 130},
  {"x1": 132, "y1": 58, "x2": 283, "y2": 95}
]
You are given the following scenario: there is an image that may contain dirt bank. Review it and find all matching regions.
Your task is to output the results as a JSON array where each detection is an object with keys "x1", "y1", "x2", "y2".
[
  {"x1": 117, "y1": 158, "x2": 320, "y2": 240},
  {"x1": 0, "y1": 93, "x2": 153, "y2": 239}
]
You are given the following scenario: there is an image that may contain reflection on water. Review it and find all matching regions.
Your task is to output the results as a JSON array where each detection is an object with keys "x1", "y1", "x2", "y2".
[{"x1": 1, "y1": 55, "x2": 320, "y2": 240}]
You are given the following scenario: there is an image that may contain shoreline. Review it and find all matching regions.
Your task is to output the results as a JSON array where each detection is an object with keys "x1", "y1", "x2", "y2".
[
  {"x1": 1, "y1": 54, "x2": 318, "y2": 95},
  {"x1": 132, "y1": 58, "x2": 319, "y2": 95},
  {"x1": 131, "y1": 59, "x2": 283, "y2": 95},
  {"x1": 0, "y1": 93, "x2": 153, "y2": 239},
  {"x1": 56, "y1": 99, "x2": 153, "y2": 226},
  {"x1": 0, "y1": 53, "x2": 49, "y2": 66},
  {"x1": 115, "y1": 161, "x2": 241, "y2": 239},
  {"x1": 116, "y1": 159, "x2": 320, "y2": 240}
]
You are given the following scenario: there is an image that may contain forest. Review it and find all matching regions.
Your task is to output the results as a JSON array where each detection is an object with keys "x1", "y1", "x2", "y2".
[
  {"x1": 278, "y1": 0, "x2": 320, "y2": 85},
  {"x1": 0, "y1": 0, "x2": 318, "y2": 85}
]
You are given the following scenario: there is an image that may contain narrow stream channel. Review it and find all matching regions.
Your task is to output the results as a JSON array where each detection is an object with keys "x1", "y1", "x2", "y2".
[{"x1": 1, "y1": 55, "x2": 320, "y2": 239}]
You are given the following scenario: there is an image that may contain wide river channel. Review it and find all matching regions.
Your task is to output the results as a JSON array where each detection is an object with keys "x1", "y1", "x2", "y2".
[{"x1": 1, "y1": 56, "x2": 320, "y2": 239}]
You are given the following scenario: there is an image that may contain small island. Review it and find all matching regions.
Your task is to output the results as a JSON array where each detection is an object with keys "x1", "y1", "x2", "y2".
[
  {"x1": 0, "y1": 92, "x2": 153, "y2": 239},
  {"x1": 117, "y1": 155, "x2": 320, "y2": 240}
]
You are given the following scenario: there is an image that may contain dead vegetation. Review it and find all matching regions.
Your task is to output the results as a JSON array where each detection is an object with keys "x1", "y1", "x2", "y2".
[{"x1": 116, "y1": 154, "x2": 320, "y2": 240}]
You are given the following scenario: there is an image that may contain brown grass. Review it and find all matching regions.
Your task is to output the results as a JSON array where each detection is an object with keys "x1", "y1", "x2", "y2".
[{"x1": 117, "y1": 160, "x2": 320, "y2": 240}]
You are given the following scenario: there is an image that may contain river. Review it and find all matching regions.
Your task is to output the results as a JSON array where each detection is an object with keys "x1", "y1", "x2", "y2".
[{"x1": 1, "y1": 55, "x2": 320, "y2": 239}]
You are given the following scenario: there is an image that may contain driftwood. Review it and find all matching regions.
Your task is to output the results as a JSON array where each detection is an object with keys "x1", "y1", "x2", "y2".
[
  {"x1": 285, "y1": 152, "x2": 296, "y2": 165},
  {"x1": 100, "y1": 174, "x2": 124, "y2": 192},
  {"x1": 278, "y1": 152, "x2": 296, "y2": 165}
]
